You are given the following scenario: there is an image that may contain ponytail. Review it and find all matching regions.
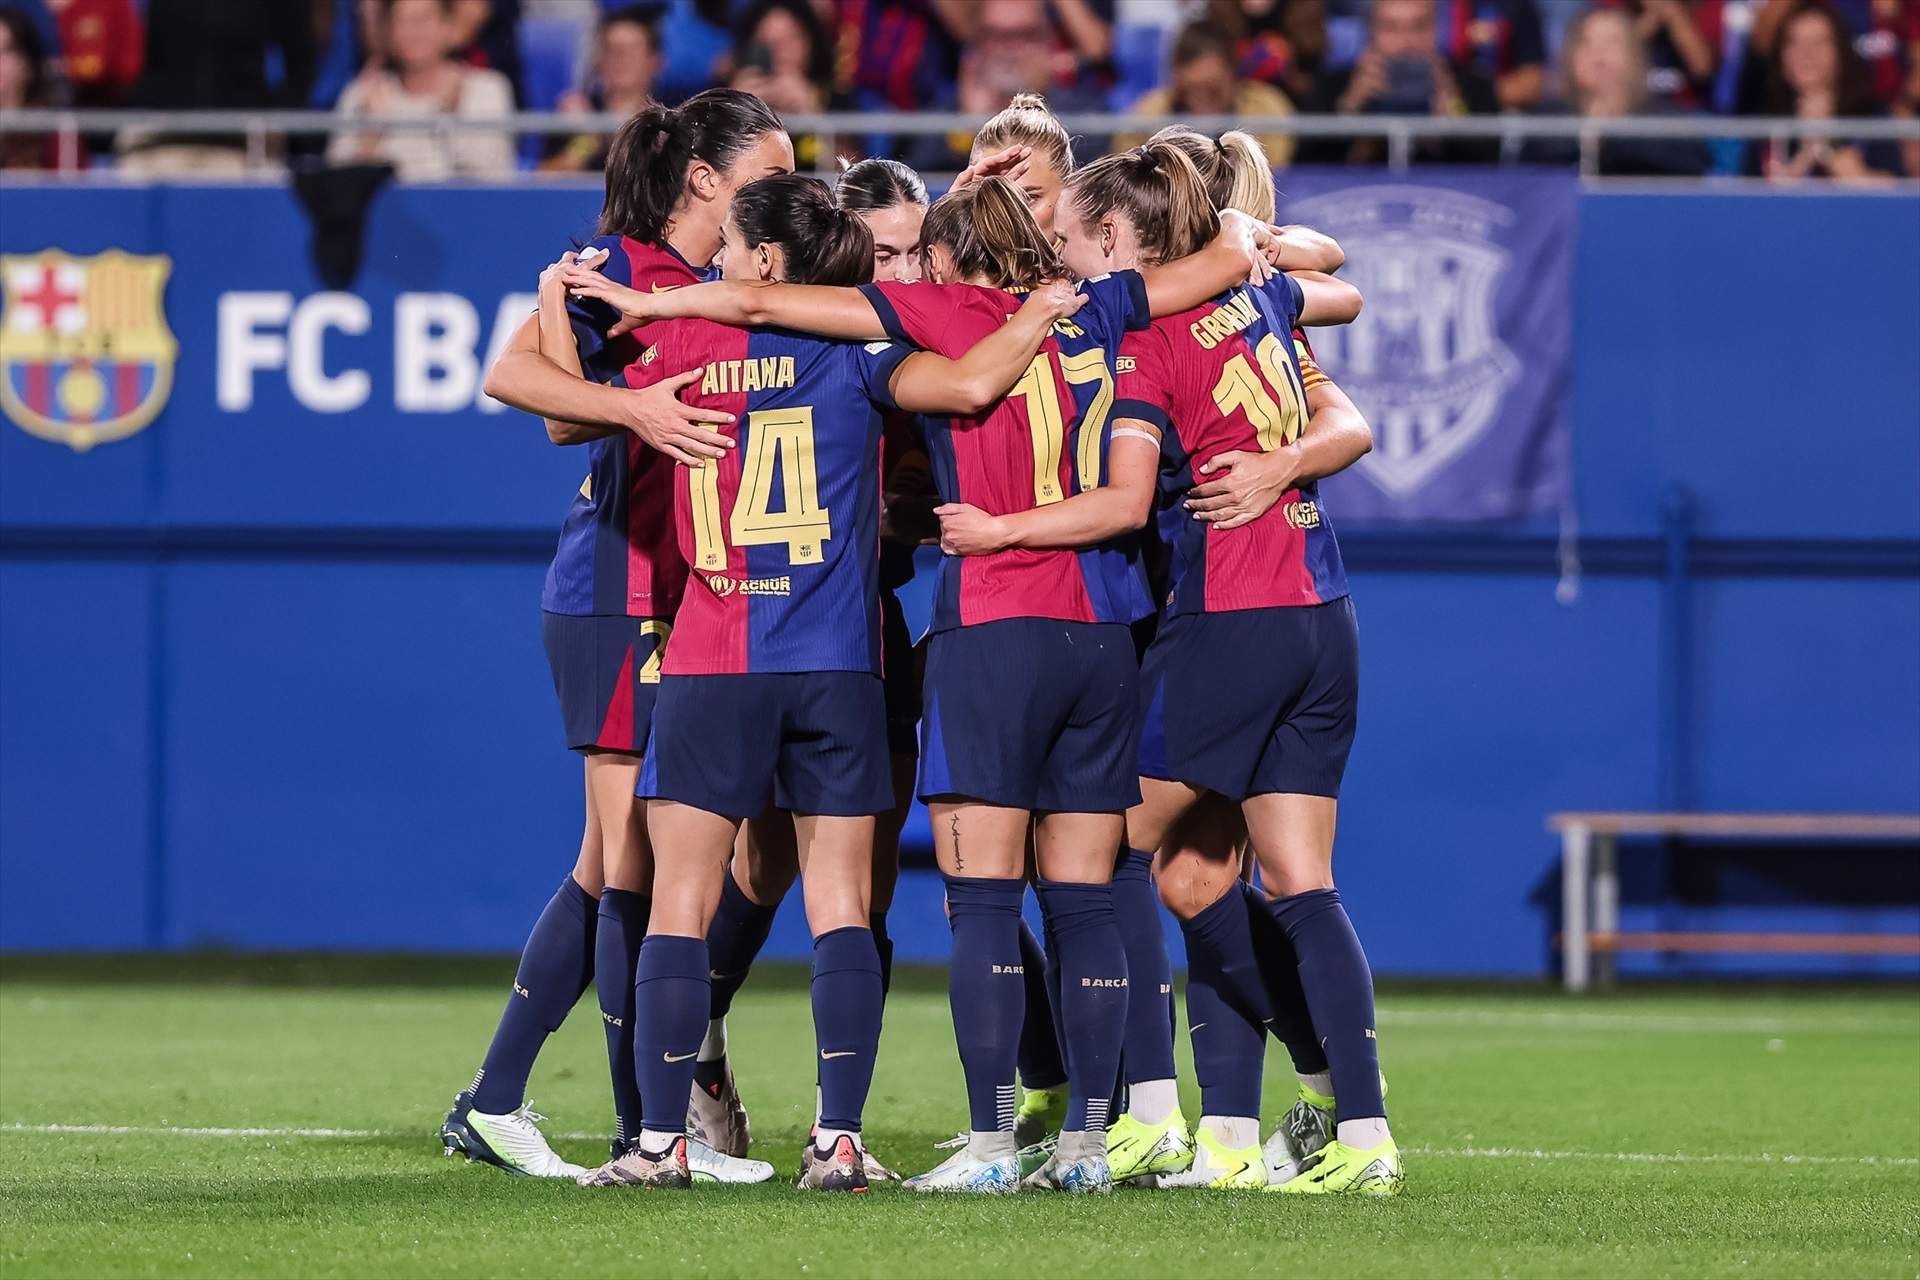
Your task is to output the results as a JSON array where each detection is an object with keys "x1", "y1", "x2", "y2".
[
  {"x1": 1063, "y1": 140, "x2": 1220, "y2": 266},
  {"x1": 920, "y1": 176, "x2": 1067, "y2": 290},
  {"x1": 1147, "y1": 125, "x2": 1277, "y2": 223},
  {"x1": 730, "y1": 174, "x2": 874, "y2": 287},
  {"x1": 598, "y1": 88, "x2": 785, "y2": 242}
]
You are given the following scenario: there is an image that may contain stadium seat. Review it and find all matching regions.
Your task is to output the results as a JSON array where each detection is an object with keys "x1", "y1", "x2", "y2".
[
  {"x1": 1323, "y1": 15, "x2": 1366, "y2": 71},
  {"x1": 518, "y1": 16, "x2": 589, "y2": 167},
  {"x1": 1109, "y1": 24, "x2": 1169, "y2": 111}
]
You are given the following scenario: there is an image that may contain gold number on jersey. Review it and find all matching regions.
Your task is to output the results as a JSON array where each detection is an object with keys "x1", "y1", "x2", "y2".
[
  {"x1": 1209, "y1": 332, "x2": 1308, "y2": 452},
  {"x1": 687, "y1": 406, "x2": 834, "y2": 569},
  {"x1": 1013, "y1": 347, "x2": 1113, "y2": 504},
  {"x1": 637, "y1": 619, "x2": 672, "y2": 684}
]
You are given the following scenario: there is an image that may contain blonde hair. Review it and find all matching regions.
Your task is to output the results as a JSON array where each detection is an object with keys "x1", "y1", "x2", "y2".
[
  {"x1": 920, "y1": 176, "x2": 1068, "y2": 289},
  {"x1": 972, "y1": 92, "x2": 1075, "y2": 177},
  {"x1": 1147, "y1": 126, "x2": 1276, "y2": 222},
  {"x1": 1064, "y1": 140, "x2": 1220, "y2": 265}
]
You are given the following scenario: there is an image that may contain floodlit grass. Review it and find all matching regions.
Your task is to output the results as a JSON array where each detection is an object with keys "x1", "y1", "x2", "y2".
[{"x1": 2, "y1": 956, "x2": 1916, "y2": 1278}]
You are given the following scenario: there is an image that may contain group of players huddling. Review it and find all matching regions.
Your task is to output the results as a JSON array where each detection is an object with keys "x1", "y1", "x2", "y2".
[{"x1": 448, "y1": 86, "x2": 1399, "y2": 1197}]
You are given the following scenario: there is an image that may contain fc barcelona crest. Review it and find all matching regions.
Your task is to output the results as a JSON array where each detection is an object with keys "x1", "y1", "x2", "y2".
[{"x1": 0, "y1": 249, "x2": 178, "y2": 451}]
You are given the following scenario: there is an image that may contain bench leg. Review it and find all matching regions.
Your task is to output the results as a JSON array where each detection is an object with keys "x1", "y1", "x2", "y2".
[
  {"x1": 1563, "y1": 824, "x2": 1591, "y2": 993},
  {"x1": 1594, "y1": 833, "x2": 1619, "y2": 989}
]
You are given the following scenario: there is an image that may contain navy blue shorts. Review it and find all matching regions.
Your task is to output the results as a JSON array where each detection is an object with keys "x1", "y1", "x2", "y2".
[
  {"x1": 639, "y1": 671, "x2": 892, "y2": 820},
  {"x1": 880, "y1": 588, "x2": 922, "y2": 757},
  {"x1": 918, "y1": 618, "x2": 1141, "y2": 812},
  {"x1": 1137, "y1": 598, "x2": 1359, "y2": 800},
  {"x1": 541, "y1": 612, "x2": 667, "y2": 754}
]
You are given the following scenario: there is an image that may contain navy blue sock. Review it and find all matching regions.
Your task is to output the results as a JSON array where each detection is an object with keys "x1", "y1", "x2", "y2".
[
  {"x1": 633, "y1": 934, "x2": 710, "y2": 1138},
  {"x1": 1113, "y1": 848, "x2": 1176, "y2": 1085},
  {"x1": 1034, "y1": 879, "x2": 1128, "y2": 1134},
  {"x1": 594, "y1": 888, "x2": 648, "y2": 1143},
  {"x1": 944, "y1": 874, "x2": 1026, "y2": 1134},
  {"x1": 1266, "y1": 889, "x2": 1384, "y2": 1121},
  {"x1": 1015, "y1": 917, "x2": 1067, "y2": 1090},
  {"x1": 1243, "y1": 881, "x2": 1328, "y2": 1075},
  {"x1": 871, "y1": 911, "x2": 895, "y2": 998},
  {"x1": 812, "y1": 926, "x2": 884, "y2": 1132},
  {"x1": 705, "y1": 867, "x2": 780, "y2": 1020},
  {"x1": 471, "y1": 877, "x2": 596, "y2": 1113},
  {"x1": 1183, "y1": 926, "x2": 1265, "y2": 1120}
]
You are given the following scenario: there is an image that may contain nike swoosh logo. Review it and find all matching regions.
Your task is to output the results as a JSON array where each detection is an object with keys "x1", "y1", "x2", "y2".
[
  {"x1": 663, "y1": 1051, "x2": 697, "y2": 1063},
  {"x1": 820, "y1": 1050, "x2": 856, "y2": 1060},
  {"x1": 1189, "y1": 1022, "x2": 1208, "y2": 1032}
]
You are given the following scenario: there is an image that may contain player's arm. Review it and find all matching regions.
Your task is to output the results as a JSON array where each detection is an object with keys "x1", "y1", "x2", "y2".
[
  {"x1": 1138, "y1": 209, "x2": 1272, "y2": 317},
  {"x1": 935, "y1": 432, "x2": 1159, "y2": 555},
  {"x1": 888, "y1": 283, "x2": 1085, "y2": 415},
  {"x1": 532, "y1": 258, "x2": 620, "y2": 445},
  {"x1": 559, "y1": 268, "x2": 892, "y2": 342},
  {"x1": 1270, "y1": 224, "x2": 1345, "y2": 273},
  {"x1": 1290, "y1": 271, "x2": 1363, "y2": 326},
  {"x1": 1186, "y1": 374, "x2": 1373, "y2": 530}
]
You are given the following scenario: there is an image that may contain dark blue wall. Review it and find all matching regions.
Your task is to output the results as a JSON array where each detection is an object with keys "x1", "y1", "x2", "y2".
[{"x1": 2, "y1": 182, "x2": 1916, "y2": 974}]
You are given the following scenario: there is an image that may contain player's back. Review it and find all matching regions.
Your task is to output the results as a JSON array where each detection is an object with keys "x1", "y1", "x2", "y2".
[
  {"x1": 1119, "y1": 274, "x2": 1347, "y2": 615},
  {"x1": 625, "y1": 316, "x2": 908, "y2": 675},
  {"x1": 543, "y1": 234, "x2": 701, "y2": 619},
  {"x1": 859, "y1": 276, "x2": 1154, "y2": 632}
]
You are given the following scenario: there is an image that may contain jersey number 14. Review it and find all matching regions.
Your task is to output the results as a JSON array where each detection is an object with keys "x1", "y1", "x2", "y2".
[{"x1": 690, "y1": 407, "x2": 833, "y2": 569}]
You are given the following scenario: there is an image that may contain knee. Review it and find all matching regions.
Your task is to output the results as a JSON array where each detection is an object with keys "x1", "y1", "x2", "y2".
[
  {"x1": 737, "y1": 851, "x2": 797, "y2": 907},
  {"x1": 569, "y1": 864, "x2": 605, "y2": 898},
  {"x1": 1261, "y1": 866, "x2": 1336, "y2": 899},
  {"x1": 1157, "y1": 862, "x2": 1231, "y2": 922}
]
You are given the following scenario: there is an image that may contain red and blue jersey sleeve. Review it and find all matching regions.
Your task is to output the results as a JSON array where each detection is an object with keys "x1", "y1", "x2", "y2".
[
  {"x1": 1114, "y1": 326, "x2": 1176, "y2": 435},
  {"x1": 858, "y1": 281, "x2": 1000, "y2": 359},
  {"x1": 848, "y1": 339, "x2": 913, "y2": 408},
  {"x1": 1077, "y1": 269, "x2": 1153, "y2": 338}
]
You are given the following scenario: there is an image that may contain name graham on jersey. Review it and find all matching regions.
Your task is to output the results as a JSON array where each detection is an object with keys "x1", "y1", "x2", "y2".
[{"x1": 1189, "y1": 290, "x2": 1259, "y2": 350}]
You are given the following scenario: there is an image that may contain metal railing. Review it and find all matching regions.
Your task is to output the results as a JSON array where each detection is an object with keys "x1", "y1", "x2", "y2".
[{"x1": 2, "y1": 107, "x2": 1916, "y2": 179}]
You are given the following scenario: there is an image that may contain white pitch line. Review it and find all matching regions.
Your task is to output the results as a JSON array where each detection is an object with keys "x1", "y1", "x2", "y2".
[{"x1": 4, "y1": 1123, "x2": 1916, "y2": 1168}]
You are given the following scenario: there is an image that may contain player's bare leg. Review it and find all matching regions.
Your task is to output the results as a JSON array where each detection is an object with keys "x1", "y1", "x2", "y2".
[
  {"x1": 906, "y1": 801, "x2": 1029, "y2": 1192},
  {"x1": 1243, "y1": 793, "x2": 1399, "y2": 1195}
]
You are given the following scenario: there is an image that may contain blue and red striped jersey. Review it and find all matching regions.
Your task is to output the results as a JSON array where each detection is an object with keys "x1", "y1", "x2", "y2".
[
  {"x1": 622, "y1": 319, "x2": 911, "y2": 675},
  {"x1": 539, "y1": 235, "x2": 700, "y2": 619},
  {"x1": 1115, "y1": 275, "x2": 1349, "y2": 615},
  {"x1": 858, "y1": 274, "x2": 1155, "y2": 633}
]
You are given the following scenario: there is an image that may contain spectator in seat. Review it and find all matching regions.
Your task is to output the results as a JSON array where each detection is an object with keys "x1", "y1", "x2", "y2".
[
  {"x1": 1205, "y1": 0, "x2": 1328, "y2": 106},
  {"x1": 329, "y1": 0, "x2": 516, "y2": 180},
  {"x1": 48, "y1": 0, "x2": 144, "y2": 109},
  {"x1": 1118, "y1": 19, "x2": 1297, "y2": 168},
  {"x1": 1440, "y1": 0, "x2": 1548, "y2": 111},
  {"x1": 1521, "y1": 6, "x2": 1710, "y2": 175},
  {"x1": 1300, "y1": 0, "x2": 1501, "y2": 164},
  {"x1": 1739, "y1": 0, "x2": 1920, "y2": 117},
  {"x1": 1756, "y1": 0, "x2": 1901, "y2": 181},
  {"x1": 729, "y1": 0, "x2": 835, "y2": 166},
  {"x1": 1596, "y1": 0, "x2": 1721, "y2": 108},
  {"x1": 117, "y1": 0, "x2": 317, "y2": 175},
  {"x1": 543, "y1": 4, "x2": 660, "y2": 172},
  {"x1": 0, "y1": 5, "x2": 63, "y2": 170}
]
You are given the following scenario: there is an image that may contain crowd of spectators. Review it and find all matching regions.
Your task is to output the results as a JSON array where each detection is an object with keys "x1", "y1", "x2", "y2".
[{"x1": 0, "y1": 0, "x2": 1914, "y2": 180}]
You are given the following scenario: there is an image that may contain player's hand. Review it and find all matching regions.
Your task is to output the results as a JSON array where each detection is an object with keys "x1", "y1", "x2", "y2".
[
  {"x1": 1220, "y1": 209, "x2": 1276, "y2": 287},
  {"x1": 1265, "y1": 224, "x2": 1344, "y2": 273},
  {"x1": 934, "y1": 502, "x2": 1012, "y2": 556},
  {"x1": 540, "y1": 246, "x2": 605, "y2": 298},
  {"x1": 620, "y1": 368, "x2": 736, "y2": 465},
  {"x1": 1187, "y1": 447, "x2": 1302, "y2": 529},
  {"x1": 1024, "y1": 279, "x2": 1087, "y2": 324},
  {"x1": 559, "y1": 261, "x2": 653, "y2": 336},
  {"x1": 952, "y1": 144, "x2": 1032, "y2": 191}
]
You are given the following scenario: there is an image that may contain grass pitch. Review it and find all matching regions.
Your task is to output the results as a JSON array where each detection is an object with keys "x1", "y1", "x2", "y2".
[{"x1": 1, "y1": 955, "x2": 1916, "y2": 1279}]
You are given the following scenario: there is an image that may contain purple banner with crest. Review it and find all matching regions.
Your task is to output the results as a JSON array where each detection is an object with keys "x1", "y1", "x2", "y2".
[{"x1": 1277, "y1": 169, "x2": 1576, "y2": 523}]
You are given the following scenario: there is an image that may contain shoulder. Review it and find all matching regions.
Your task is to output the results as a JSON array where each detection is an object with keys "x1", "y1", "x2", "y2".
[{"x1": 458, "y1": 68, "x2": 516, "y2": 112}]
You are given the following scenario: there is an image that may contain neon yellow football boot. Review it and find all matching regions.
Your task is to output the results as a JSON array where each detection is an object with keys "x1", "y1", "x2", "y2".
[
  {"x1": 1104, "y1": 1110, "x2": 1195, "y2": 1182},
  {"x1": 1154, "y1": 1125, "x2": 1265, "y2": 1189},
  {"x1": 1267, "y1": 1137, "x2": 1403, "y2": 1196},
  {"x1": 1013, "y1": 1085, "x2": 1066, "y2": 1148}
]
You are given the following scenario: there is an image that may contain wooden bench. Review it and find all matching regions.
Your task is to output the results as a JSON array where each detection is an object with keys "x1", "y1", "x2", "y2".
[{"x1": 1548, "y1": 812, "x2": 1920, "y2": 992}]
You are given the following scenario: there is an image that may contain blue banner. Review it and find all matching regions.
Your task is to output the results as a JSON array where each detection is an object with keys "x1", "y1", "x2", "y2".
[{"x1": 1278, "y1": 170, "x2": 1577, "y2": 524}]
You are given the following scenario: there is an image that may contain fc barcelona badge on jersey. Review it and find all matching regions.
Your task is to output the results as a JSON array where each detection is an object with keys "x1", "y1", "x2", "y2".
[{"x1": 0, "y1": 249, "x2": 178, "y2": 451}]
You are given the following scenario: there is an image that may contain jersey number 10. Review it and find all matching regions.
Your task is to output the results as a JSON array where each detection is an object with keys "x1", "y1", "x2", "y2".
[
  {"x1": 1013, "y1": 348, "x2": 1114, "y2": 506},
  {"x1": 1211, "y1": 332, "x2": 1308, "y2": 452},
  {"x1": 690, "y1": 406, "x2": 833, "y2": 569}
]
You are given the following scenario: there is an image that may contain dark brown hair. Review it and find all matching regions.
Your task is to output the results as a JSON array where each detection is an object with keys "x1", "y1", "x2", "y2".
[
  {"x1": 731, "y1": 174, "x2": 873, "y2": 286},
  {"x1": 919, "y1": 176, "x2": 1068, "y2": 289},
  {"x1": 599, "y1": 88, "x2": 784, "y2": 241},
  {"x1": 836, "y1": 157, "x2": 928, "y2": 214},
  {"x1": 1064, "y1": 140, "x2": 1220, "y2": 265},
  {"x1": 1766, "y1": 0, "x2": 1876, "y2": 117}
]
